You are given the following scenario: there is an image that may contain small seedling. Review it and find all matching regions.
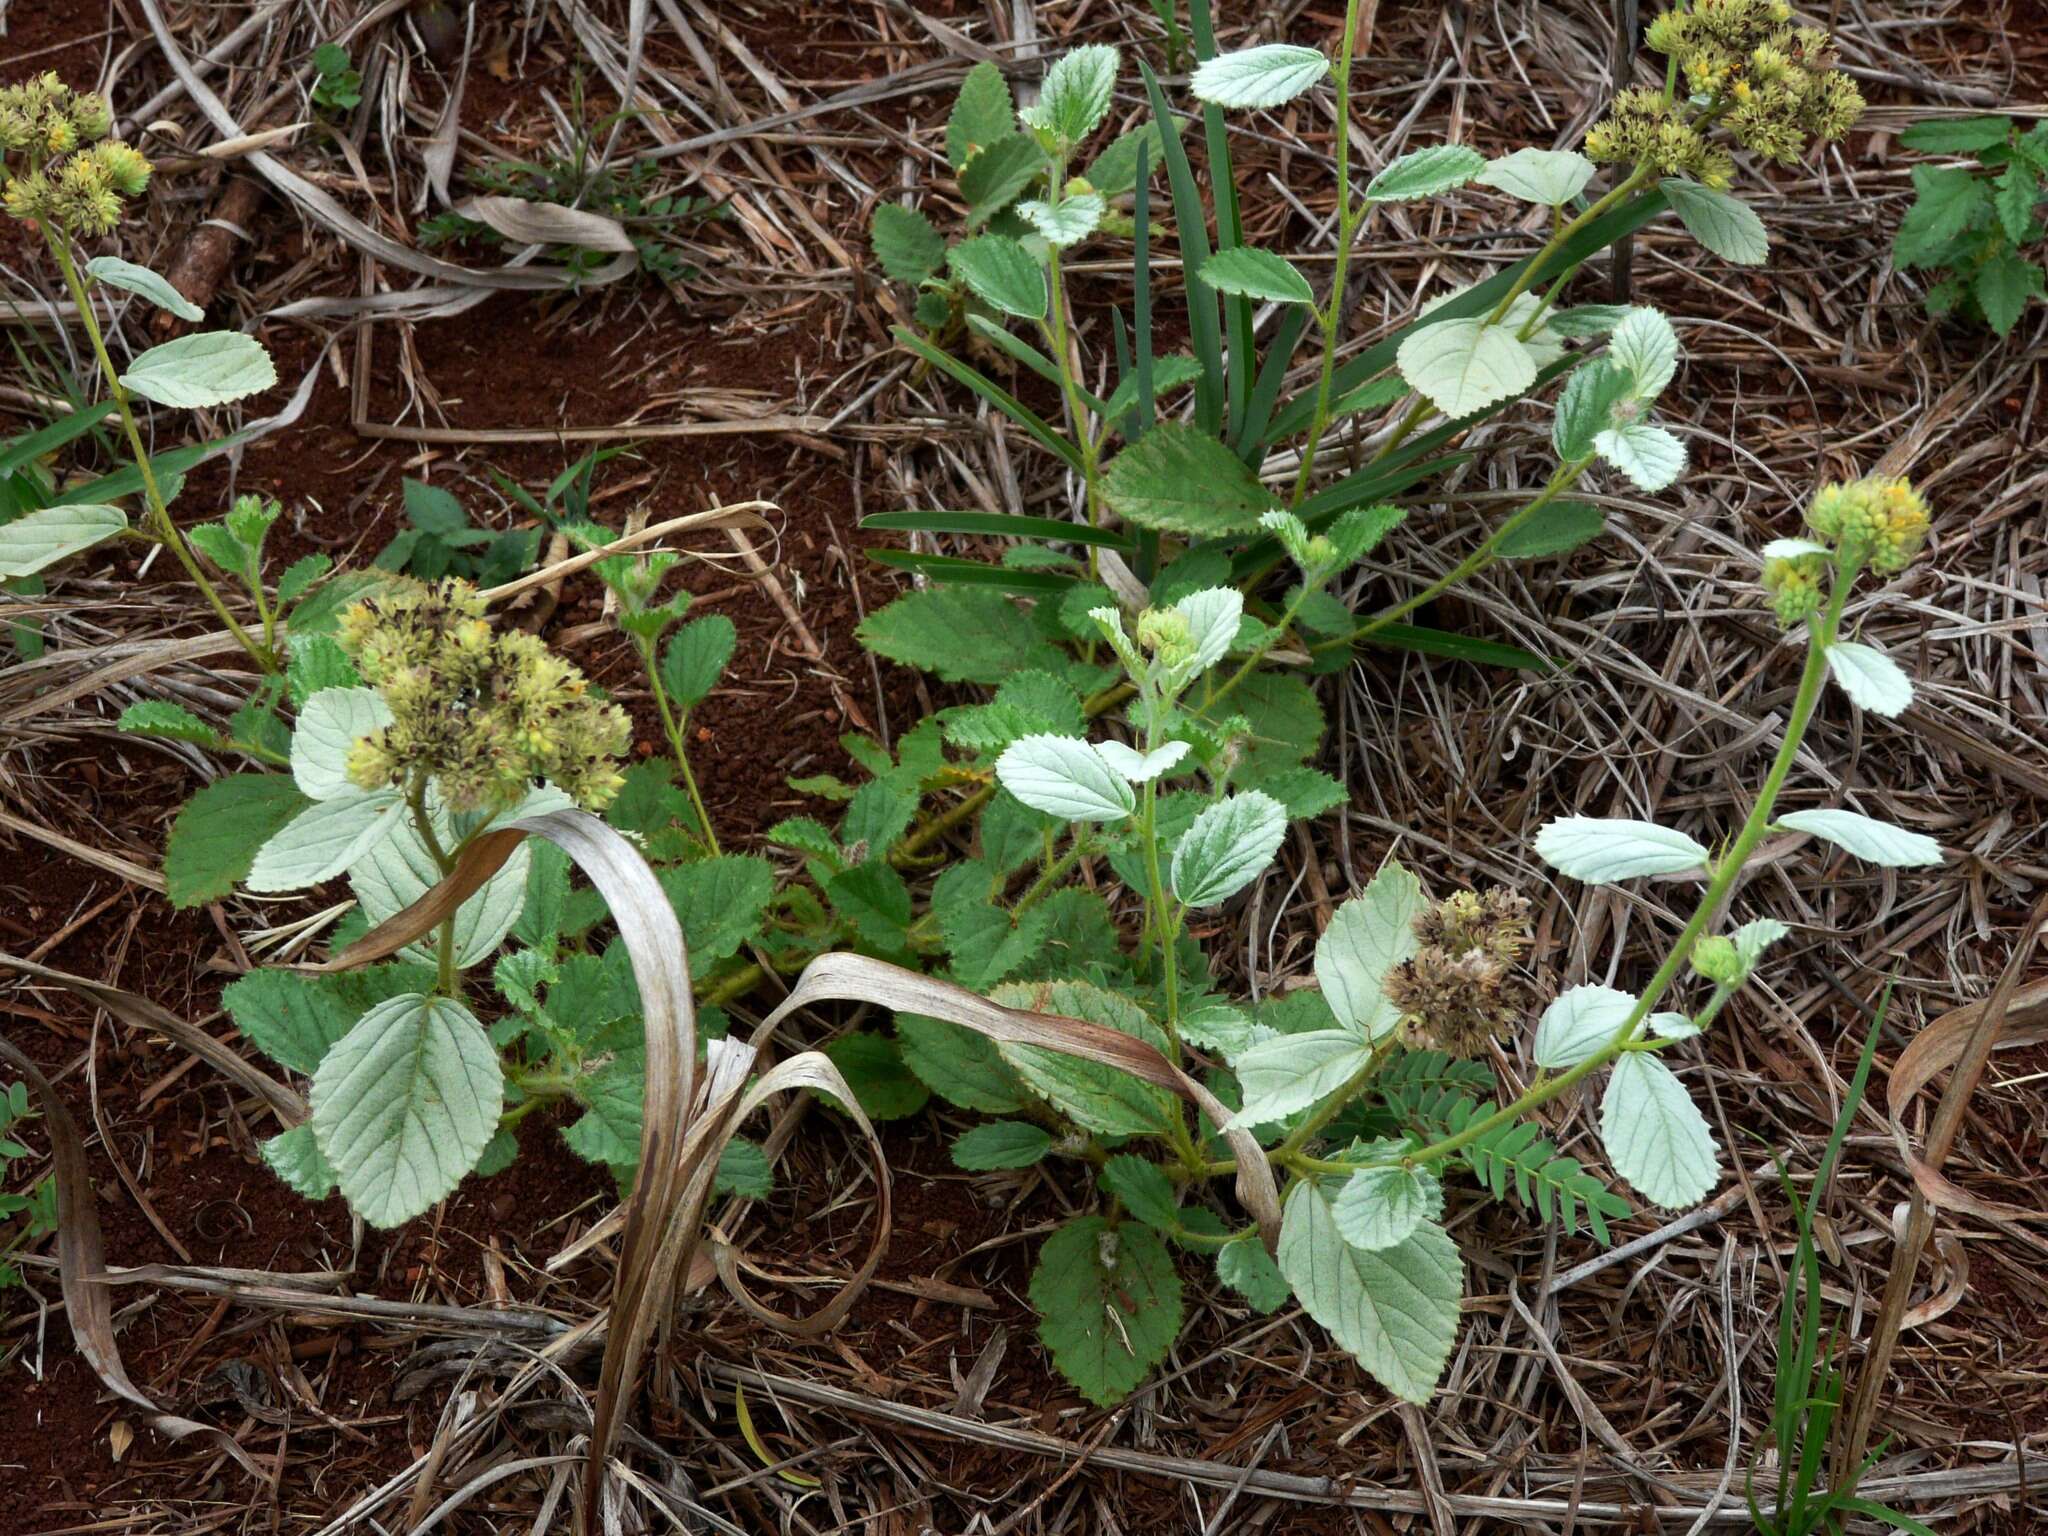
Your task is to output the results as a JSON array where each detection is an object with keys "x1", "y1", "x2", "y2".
[
  {"x1": 311, "y1": 43, "x2": 364, "y2": 115},
  {"x1": 1893, "y1": 115, "x2": 2048, "y2": 335}
]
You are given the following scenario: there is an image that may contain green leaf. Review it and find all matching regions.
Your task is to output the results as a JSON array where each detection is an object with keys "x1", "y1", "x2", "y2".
[
  {"x1": 1364, "y1": 144, "x2": 1486, "y2": 202},
  {"x1": 1396, "y1": 318, "x2": 1536, "y2": 418},
  {"x1": 951, "y1": 1121, "x2": 1054, "y2": 1170},
  {"x1": 1599, "y1": 1052, "x2": 1719, "y2": 1209},
  {"x1": 1332, "y1": 1164, "x2": 1443, "y2": 1251},
  {"x1": 562, "y1": 1045, "x2": 647, "y2": 1170},
  {"x1": 309, "y1": 993, "x2": 503, "y2": 1228},
  {"x1": 898, "y1": 1013, "x2": 1030, "y2": 1113},
  {"x1": 261, "y1": 1124, "x2": 337, "y2": 1199},
  {"x1": 1031, "y1": 44, "x2": 1118, "y2": 144},
  {"x1": 1498, "y1": 499, "x2": 1606, "y2": 559},
  {"x1": 1100, "y1": 1155, "x2": 1181, "y2": 1232},
  {"x1": 285, "y1": 632, "x2": 358, "y2": 708},
  {"x1": 713, "y1": 1138, "x2": 774, "y2": 1199},
  {"x1": 117, "y1": 700, "x2": 221, "y2": 748},
  {"x1": 1228, "y1": 1030, "x2": 1376, "y2": 1126},
  {"x1": 1216, "y1": 1236, "x2": 1290, "y2": 1312},
  {"x1": 1475, "y1": 148, "x2": 1596, "y2": 206},
  {"x1": 823, "y1": 1033, "x2": 930, "y2": 1120},
  {"x1": 1277, "y1": 1181, "x2": 1462, "y2": 1403},
  {"x1": 164, "y1": 773, "x2": 311, "y2": 907},
  {"x1": 1895, "y1": 164, "x2": 1993, "y2": 268},
  {"x1": 1170, "y1": 791, "x2": 1286, "y2": 907},
  {"x1": 1082, "y1": 123, "x2": 1165, "y2": 197},
  {"x1": 948, "y1": 60, "x2": 1016, "y2": 170},
  {"x1": 1103, "y1": 421, "x2": 1277, "y2": 536},
  {"x1": 222, "y1": 968, "x2": 359, "y2": 1075},
  {"x1": 661, "y1": 614, "x2": 736, "y2": 712},
  {"x1": 992, "y1": 979, "x2": 1177, "y2": 1136},
  {"x1": 0, "y1": 503, "x2": 127, "y2": 578},
  {"x1": 1993, "y1": 161, "x2": 2042, "y2": 244},
  {"x1": 1229, "y1": 667, "x2": 1324, "y2": 775},
  {"x1": 119, "y1": 330, "x2": 278, "y2": 408},
  {"x1": 858, "y1": 585, "x2": 1066, "y2": 686},
  {"x1": 1189, "y1": 44, "x2": 1330, "y2": 110},
  {"x1": 1316, "y1": 860, "x2": 1424, "y2": 1042},
  {"x1": 1030, "y1": 1216, "x2": 1182, "y2": 1405},
  {"x1": 959, "y1": 134, "x2": 1048, "y2": 223},
  {"x1": 660, "y1": 855, "x2": 776, "y2": 977},
  {"x1": 1973, "y1": 250, "x2": 2045, "y2": 335},
  {"x1": 1898, "y1": 116, "x2": 2013, "y2": 153},
  {"x1": 85, "y1": 256, "x2": 204, "y2": 321},
  {"x1": 1251, "y1": 765, "x2": 1346, "y2": 819},
  {"x1": 1552, "y1": 359, "x2": 1632, "y2": 460},
  {"x1": 1659, "y1": 178, "x2": 1769, "y2": 265},
  {"x1": 1199, "y1": 246, "x2": 1314, "y2": 304},
  {"x1": 1018, "y1": 193, "x2": 1105, "y2": 248},
  {"x1": 946, "y1": 234, "x2": 1048, "y2": 319},
  {"x1": 827, "y1": 861, "x2": 915, "y2": 950},
  {"x1": 870, "y1": 203, "x2": 945, "y2": 284}
]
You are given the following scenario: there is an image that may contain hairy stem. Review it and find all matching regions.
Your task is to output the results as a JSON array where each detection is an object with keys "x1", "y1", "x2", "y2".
[
  {"x1": 1396, "y1": 568, "x2": 1854, "y2": 1171},
  {"x1": 637, "y1": 635, "x2": 719, "y2": 856},
  {"x1": 43, "y1": 229, "x2": 276, "y2": 673},
  {"x1": 1286, "y1": 0, "x2": 1369, "y2": 507}
]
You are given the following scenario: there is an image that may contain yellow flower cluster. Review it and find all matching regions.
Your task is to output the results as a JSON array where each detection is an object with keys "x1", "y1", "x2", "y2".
[
  {"x1": 1586, "y1": 1, "x2": 1864, "y2": 177},
  {"x1": 0, "y1": 73, "x2": 149, "y2": 237},
  {"x1": 338, "y1": 578, "x2": 631, "y2": 813},
  {"x1": 1806, "y1": 476, "x2": 1932, "y2": 574},
  {"x1": 1384, "y1": 888, "x2": 1533, "y2": 1057}
]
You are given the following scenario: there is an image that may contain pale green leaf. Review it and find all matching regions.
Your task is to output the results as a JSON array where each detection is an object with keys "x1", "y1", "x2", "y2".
[
  {"x1": 1594, "y1": 422, "x2": 1687, "y2": 491},
  {"x1": 1475, "y1": 148, "x2": 1596, "y2": 206},
  {"x1": 246, "y1": 790, "x2": 405, "y2": 892},
  {"x1": 1031, "y1": 44, "x2": 1119, "y2": 143},
  {"x1": 261, "y1": 1124, "x2": 337, "y2": 1199},
  {"x1": 84, "y1": 256, "x2": 203, "y2": 320},
  {"x1": 1315, "y1": 861, "x2": 1424, "y2": 1042},
  {"x1": 1364, "y1": 144, "x2": 1486, "y2": 202},
  {"x1": 0, "y1": 503, "x2": 127, "y2": 578},
  {"x1": 1102, "y1": 421, "x2": 1278, "y2": 536},
  {"x1": 1599, "y1": 1051, "x2": 1719, "y2": 1209},
  {"x1": 310, "y1": 993, "x2": 503, "y2": 1227},
  {"x1": 1659, "y1": 178, "x2": 1768, "y2": 265},
  {"x1": 1228, "y1": 1029, "x2": 1376, "y2": 1127},
  {"x1": 1826, "y1": 640, "x2": 1913, "y2": 718},
  {"x1": 1779, "y1": 809, "x2": 1943, "y2": 867},
  {"x1": 351, "y1": 804, "x2": 531, "y2": 968},
  {"x1": 1200, "y1": 246, "x2": 1314, "y2": 304},
  {"x1": 1171, "y1": 791, "x2": 1286, "y2": 907},
  {"x1": 1333, "y1": 1164, "x2": 1444, "y2": 1251},
  {"x1": 1533, "y1": 984, "x2": 1638, "y2": 1068},
  {"x1": 995, "y1": 734, "x2": 1135, "y2": 822},
  {"x1": 1534, "y1": 817, "x2": 1708, "y2": 882},
  {"x1": 1396, "y1": 317, "x2": 1538, "y2": 417},
  {"x1": 1606, "y1": 307, "x2": 1680, "y2": 399},
  {"x1": 120, "y1": 330, "x2": 277, "y2": 408},
  {"x1": 1017, "y1": 192, "x2": 1104, "y2": 248},
  {"x1": 1190, "y1": 44, "x2": 1329, "y2": 110},
  {"x1": 1277, "y1": 1182, "x2": 1462, "y2": 1403},
  {"x1": 289, "y1": 687, "x2": 393, "y2": 802}
]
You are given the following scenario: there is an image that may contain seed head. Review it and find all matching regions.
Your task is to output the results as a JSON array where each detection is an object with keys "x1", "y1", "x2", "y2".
[
  {"x1": 1384, "y1": 886, "x2": 1534, "y2": 1056},
  {"x1": 338, "y1": 577, "x2": 631, "y2": 813}
]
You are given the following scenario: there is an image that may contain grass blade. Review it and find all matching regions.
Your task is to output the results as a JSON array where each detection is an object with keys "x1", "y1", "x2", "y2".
[
  {"x1": 1138, "y1": 60, "x2": 1223, "y2": 436},
  {"x1": 861, "y1": 510, "x2": 1128, "y2": 546},
  {"x1": 867, "y1": 548, "x2": 1077, "y2": 593},
  {"x1": 893, "y1": 326, "x2": 1083, "y2": 472}
]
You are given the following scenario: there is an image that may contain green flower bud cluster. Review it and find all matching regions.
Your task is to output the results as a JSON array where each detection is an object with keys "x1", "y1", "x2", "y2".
[
  {"x1": 1760, "y1": 549, "x2": 1827, "y2": 625},
  {"x1": 338, "y1": 577, "x2": 631, "y2": 814},
  {"x1": 1805, "y1": 475, "x2": 1931, "y2": 575},
  {"x1": 1585, "y1": 88, "x2": 1737, "y2": 187},
  {"x1": 1586, "y1": 2, "x2": 1864, "y2": 179},
  {"x1": 1689, "y1": 934, "x2": 1745, "y2": 986},
  {"x1": 0, "y1": 73, "x2": 149, "y2": 237},
  {"x1": 1384, "y1": 886, "x2": 1533, "y2": 1057},
  {"x1": 1133, "y1": 606, "x2": 1194, "y2": 672}
]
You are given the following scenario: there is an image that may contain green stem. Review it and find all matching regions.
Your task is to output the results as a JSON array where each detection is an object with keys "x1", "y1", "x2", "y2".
[
  {"x1": 1397, "y1": 569, "x2": 1855, "y2": 1172},
  {"x1": 1333, "y1": 453, "x2": 1595, "y2": 649},
  {"x1": 43, "y1": 230, "x2": 276, "y2": 673},
  {"x1": 1271, "y1": 1049, "x2": 1388, "y2": 1163},
  {"x1": 637, "y1": 635, "x2": 719, "y2": 856},
  {"x1": 1042, "y1": 245, "x2": 1104, "y2": 579},
  {"x1": 1286, "y1": 0, "x2": 1369, "y2": 508},
  {"x1": 406, "y1": 776, "x2": 461, "y2": 998}
]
